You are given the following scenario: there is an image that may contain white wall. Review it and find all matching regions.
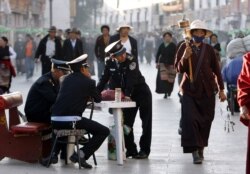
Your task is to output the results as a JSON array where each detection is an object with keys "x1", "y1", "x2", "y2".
[{"x1": 44, "y1": 0, "x2": 70, "y2": 30}]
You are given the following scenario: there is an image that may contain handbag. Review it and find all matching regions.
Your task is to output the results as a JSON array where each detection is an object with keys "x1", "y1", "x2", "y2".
[
  {"x1": 159, "y1": 63, "x2": 168, "y2": 81},
  {"x1": 159, "y1": 63, "x2": 176, "y2": 82},
  {"x1": 101, "y1": 89, "x2": 125, "y2": 101},
  {"x1": 166, "y1": 65, "x2": 176, "y2": 83}
]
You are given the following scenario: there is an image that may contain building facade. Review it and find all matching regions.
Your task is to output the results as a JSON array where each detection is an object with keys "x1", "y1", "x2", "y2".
[
  {"x1": 96, "y1": 0, "x2": 250, "y2": 34},
  {"x1": 0, "y1": 0, "x2": 46, "y2": 28}
]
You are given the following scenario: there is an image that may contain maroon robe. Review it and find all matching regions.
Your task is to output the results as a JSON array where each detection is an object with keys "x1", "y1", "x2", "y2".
[
  {"x1": 237, "y1": 52, "x2": 250, "y2": 174},
  {"x1": 175, "y1": 42, "x2": 224, "y2": 153}
]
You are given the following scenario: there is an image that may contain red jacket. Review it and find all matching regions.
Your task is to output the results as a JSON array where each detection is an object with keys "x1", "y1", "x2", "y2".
[
  {"x1": 238, "y1": 52, "x2": 250, "y2": 126},
  {"x1": 0, "y1": 59, "x2": 16, "y2": 77}
]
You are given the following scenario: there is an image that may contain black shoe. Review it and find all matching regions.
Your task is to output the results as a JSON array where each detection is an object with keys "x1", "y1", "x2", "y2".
[
  {"x1": 70, "y1": 152, "x2": 92, "y2": 169},
  {"x1": 135, "y1": 151, "x2": 148, "y2": 159},
  {"x1": 60, "y1": 153, "x2": 66, "y2": 160},
  {"x1": 198, "y1": 148, "x2": 204, "y2": 160},
  {"x1": 126, "y1": 151, "x2": 138, "y2": 158},
  {"x1": 164, "y1": 94, "x2": 168, "y2": 99},
  {"x1": 40, "y1": 154, "x2": 58, "y2": 166},
  {"x1": 192, "y1": 150, "x2": 202, "y2": 164}
]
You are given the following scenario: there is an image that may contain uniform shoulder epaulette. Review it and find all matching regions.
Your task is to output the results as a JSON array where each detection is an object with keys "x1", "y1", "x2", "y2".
[
  {"x1": 37, "y1": 76, "x2": 55, "y2": 86},
  {"x1": 36, "y1": 76, "x2": 45, "y2": 85},
  {"x1": 127, "y1": 54, "x2": 134, "y2": 61}
]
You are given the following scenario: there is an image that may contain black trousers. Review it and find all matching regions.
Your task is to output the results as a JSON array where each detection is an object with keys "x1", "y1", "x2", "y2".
[
  {"x1": 41, "y1": 56, "x2": 52, "y2": 75},
  {"x1": 52, "y1": 117, "x2": 109, "y2": 160},
  {"x1": 123, "y1": 84, "x2": 152, "y2": 155}
]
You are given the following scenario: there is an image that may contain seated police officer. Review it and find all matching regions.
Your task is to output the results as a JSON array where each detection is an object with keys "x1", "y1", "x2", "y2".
[
  {"x1": 25, "y1": 58, "x2": 70, "y2": 163},
  {"x1": 51, "y1": 54, "x2": 110, "y2": 169},
  {"x1": 97, "y1": 40, "x2": 152, "y2": 159}
]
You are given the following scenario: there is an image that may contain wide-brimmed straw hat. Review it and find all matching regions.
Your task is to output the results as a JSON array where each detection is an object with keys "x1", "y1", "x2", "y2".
[
  {"x1": 186, "y1": 20, "x2": 212, "y2": 38},
  {"x1": 116, "y1": 24, "x2": 133, "y2": 32}
]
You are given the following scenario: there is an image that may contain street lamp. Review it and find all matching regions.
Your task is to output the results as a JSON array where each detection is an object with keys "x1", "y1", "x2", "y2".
[{"x1": 49, "y1": 0, "x2": 53, "y2": 27}]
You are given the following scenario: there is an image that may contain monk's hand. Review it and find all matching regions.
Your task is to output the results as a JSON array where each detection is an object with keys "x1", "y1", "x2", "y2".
[
  {"x1": 218, "y1": 90, "x2": 227, "y2": 102},
  {"x1": 182, "y1": 46, "x2": 192, "y2": 59},
  {"x1": 240, "y1": 106, "x2": 250, "y2": 120}
]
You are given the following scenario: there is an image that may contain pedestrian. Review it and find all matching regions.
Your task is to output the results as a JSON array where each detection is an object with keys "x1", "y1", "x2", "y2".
[
  {"x1": 109, "y1": 24, "x2": 138, "y2": 62},
  {"x1": 85, "y1": 36, "x2": 96, "y2": 75},
  {"x1": 25, "y1": 58, "x2": 71, "y2": 164},
  {"x1": 51, "y1": 55, "x2": 109, "y2": 168},
  {"x1": 221, "y1": 54, "x2": 243, "y2": 113},
  {"x1": 62, "y1": 28, "x2": 83, "y2": 61},
  {"x1": 14, "y1": 34, "x2": 26, "y2": 75},
  {"x1": 237, "y1": 52, "x2": 250, "y2": 174},
  {"x1": 174, "y1": 20, "x2": 227, "y2": 164},
  {"x1": 97, "y1": 40, "x2": 152, "y2": 159},
  {"x1": 35, "y1": 26, "x2": 63, "y2": 75},
  {"x1": 143, "y1": 32, "x2": 155, "y2": 65},
  {"x1": 137, "y1": 33, "x2": 145, "y2": 63},
  {"x1": 1, "y1": 36, "x2": 17, "y2": 71},
  {"x1": 24, "y1": 34, "x2": 36, "y2": 80},
  {"x1": 155, "y1": 31, "x2": 177, "y2": 98},
  {"x1": 210, "y1": 34, "x2": 221, "y2": 68},
  {"x1": 0, "y1": 37, "x2": 16, "y2": 94},
  {"x1": 94, "y1": 25, "x2": 110, "y2": 80}
]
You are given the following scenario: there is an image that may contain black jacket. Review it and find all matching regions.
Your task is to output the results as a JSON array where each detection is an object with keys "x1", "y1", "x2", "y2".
[
  {"x1": 155, "y1": 42, "x2": 176, "y2": 64},
  {"x1": 97, "y1": 54, "x2": 146, "y2": 97},
  {"x1": 35, "y1": 35, "x2": 62, "y2": 61},
  {"x1": 52, "y1": 72, "x2": 101, "y2": 116},
  {"x1": 62, "y1": 39, "x2": 83, "y2": 61},
  {"x1": 94, "y1": 35, "x2": 110, "y2": 62},
  {"x1": 25, "y1": 72, "x2": 59, "y2": 123}
]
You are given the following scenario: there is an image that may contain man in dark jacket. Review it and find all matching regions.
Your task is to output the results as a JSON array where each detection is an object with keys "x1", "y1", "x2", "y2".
[
  {"x1": 62, "y1": 28, "x2": 84, "y2": 61},
  {"x1": 97, "y1": 40, "x2": 152, "y2": 159},
  {"x1": 35, "y1": 26, "x2": 63, "y2": 75},
  {"x1": 95, "y1": 25, "x2": 110, "y2": 79}
]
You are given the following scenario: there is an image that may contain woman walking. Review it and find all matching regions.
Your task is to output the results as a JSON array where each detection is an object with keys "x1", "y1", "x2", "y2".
[{"x1": 155, "y1": 32, "x2": 176, "y2": 98}]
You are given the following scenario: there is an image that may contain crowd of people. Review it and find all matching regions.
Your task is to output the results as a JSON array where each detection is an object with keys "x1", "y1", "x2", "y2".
[{"x1": 0, "y1": 19, "x2": 250, "y2": 173}]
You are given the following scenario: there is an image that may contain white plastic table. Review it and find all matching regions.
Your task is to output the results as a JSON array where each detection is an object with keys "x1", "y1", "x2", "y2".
[{"x1": 95, "y1": 101, "x2": 136, "y2": 165}]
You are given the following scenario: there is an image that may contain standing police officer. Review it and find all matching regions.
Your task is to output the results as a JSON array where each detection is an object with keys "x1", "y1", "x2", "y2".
[{"x1": 97, "y1": 40, "x2": 152, "y2": 159}]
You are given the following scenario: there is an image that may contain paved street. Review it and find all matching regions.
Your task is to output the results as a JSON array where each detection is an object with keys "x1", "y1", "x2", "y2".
[{"x1": 0, "y1": 62, "x2": 247, "y2": 174}]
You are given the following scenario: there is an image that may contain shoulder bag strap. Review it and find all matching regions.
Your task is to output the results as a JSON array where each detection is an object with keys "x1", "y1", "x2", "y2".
[{"x1": 194, "y1": 44, "x2": 206, "y2": 81}]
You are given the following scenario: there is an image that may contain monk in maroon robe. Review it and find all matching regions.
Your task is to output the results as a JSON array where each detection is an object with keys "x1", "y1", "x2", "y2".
[{"x1": 237, "y1": 52, "x2": 250, "y2": 174}]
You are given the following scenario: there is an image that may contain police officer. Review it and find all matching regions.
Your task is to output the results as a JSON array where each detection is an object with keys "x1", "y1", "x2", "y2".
[
  {"x1": 51, "y1": 55, "x2": 110, "y2": 169},
  {"x1": 25, "y1": 58, "x2": 70, "y2": 123},
  {"x1": 25, "y1": 58, "x2": 70, "y2": 163},
  {"x1": 97, "y1": 40, "x2": 152, "y2": 159}
]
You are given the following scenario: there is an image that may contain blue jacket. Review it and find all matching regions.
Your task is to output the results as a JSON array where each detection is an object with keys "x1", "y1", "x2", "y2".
[{"x1": 222, "y1": 55, "x2": 243, "y2": 85}]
